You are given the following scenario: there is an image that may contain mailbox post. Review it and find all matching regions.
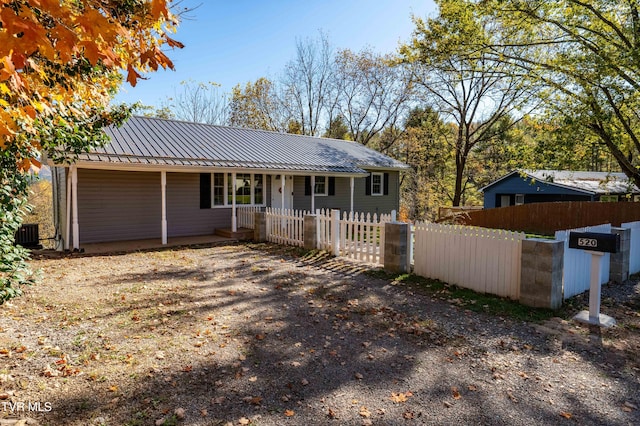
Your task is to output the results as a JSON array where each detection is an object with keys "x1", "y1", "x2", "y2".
[{"x1": 568, "y1": 232, "x2": 620, "y2": 328}]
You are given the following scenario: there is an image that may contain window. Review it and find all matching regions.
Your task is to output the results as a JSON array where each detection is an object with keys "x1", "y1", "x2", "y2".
[
  {"x1": 515, "y1": 194, "x2": 525, "y2": 205},
  {"x1": 366, "y1": 172, "x2": 389, "y2": 196},
  {"x1": 371, "y1": 172, "x2": 383, "y2": 196},
  {"x1": 255, "y1": 174, "x2": 263, "y2": 204},
  {"x1": 229, "y1": 173, "x2": 252, "y2": 205},
  {"x1": 314, "y1": 176, "x2": 327, "y2": 196},
  {"x1": 213, "y1": 173, "x2": 225, "y2": 206},
  {"x1": 201, "y1": 173, "x2": 266, "y2": 208}
]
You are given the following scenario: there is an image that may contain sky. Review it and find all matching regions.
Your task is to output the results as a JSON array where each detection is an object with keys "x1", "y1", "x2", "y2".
[{"x1": 114, "y1": 0, "x2": 437, "y2": 108}]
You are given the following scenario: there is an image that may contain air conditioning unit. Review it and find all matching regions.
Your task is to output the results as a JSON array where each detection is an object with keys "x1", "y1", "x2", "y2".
[{"x1": 15, "y1": 224, "x2": 42, "y2": 249}]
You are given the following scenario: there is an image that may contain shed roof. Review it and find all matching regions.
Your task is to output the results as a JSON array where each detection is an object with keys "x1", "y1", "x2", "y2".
[
  {"x1": 481, "y1": 169, "x2": 639, "y2": 195},
  {"x1": 75, "y1": 116, "x2": 408, "y2": 175}
]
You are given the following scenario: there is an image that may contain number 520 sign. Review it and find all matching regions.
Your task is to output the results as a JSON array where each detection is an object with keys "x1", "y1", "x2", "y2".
[{"x1": 569, "y1": 232, "x2": 620, "y2": 253}]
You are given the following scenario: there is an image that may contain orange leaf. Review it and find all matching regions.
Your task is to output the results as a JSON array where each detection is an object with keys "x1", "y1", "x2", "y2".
[
  {"x1": 151, "y1": 0, "x2": 168, "y2": 20},
  {"x1": 126, "y1": 65, "x2": 142, "y2": 87},
  {"x1": 452, "y1": 386, "x2": 461, "y2": 400},
  {"x1": 390, "y1": 392, "x2": 411, "y2": 403},
  {"x1": 559, "y1": 411, "x2": 572, "y2": 419},
  {"x1": 284, "y1": 409, "x2": 295, "y2": 417}
]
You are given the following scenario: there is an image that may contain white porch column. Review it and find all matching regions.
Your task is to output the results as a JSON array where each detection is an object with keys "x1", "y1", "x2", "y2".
[
  {"x1": 311, "y1": 175, "x2": 315, "y2": 212},
  {"x1": 71, "y1": 165, "x2": 79, "y2": 250},
  {"x1": 281, "y1": 174, "x2": 285, "y2": 210},
  {"x1": 231, "y1": 172, "x2": 237, "y2": 232},
  {"x1": 64, "y1": 167, "x2": 71, "y2": 251},
  {"x1": 350, "y1": 177, "x2": 354, "y2": 214},
  {"x1": 161, "y1": 171, "x2": 167, "y2": 245}
]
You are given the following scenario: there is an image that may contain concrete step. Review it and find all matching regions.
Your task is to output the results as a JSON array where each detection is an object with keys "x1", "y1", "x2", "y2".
[{"x1": 214, "y1": 228, "x2": 254, "y2": 241}]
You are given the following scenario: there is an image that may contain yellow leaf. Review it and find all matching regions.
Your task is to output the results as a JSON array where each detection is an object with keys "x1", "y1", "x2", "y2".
[{"x1": 284, "y1": 409, "x2": 295, "y2": 417}]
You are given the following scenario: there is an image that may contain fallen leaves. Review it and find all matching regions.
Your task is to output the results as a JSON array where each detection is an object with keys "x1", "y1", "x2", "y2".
[
  {"x1": 284, "y1": 409, "x2": 295, "y2": 417},
  {"x1": 390, "y1": 391, "x2": 413, "y2": 403},
  {"x1": 559, "y1": 411, "x2": 572, "y2": 419},
  {"x1": 451, "y1": 386, "x2": 461, "y2": 400},
  {"x1": 359, "y1": 406, "x2": 371, "y2": 417}
]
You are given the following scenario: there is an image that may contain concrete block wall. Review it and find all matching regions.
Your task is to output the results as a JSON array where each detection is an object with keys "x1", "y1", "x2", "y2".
[
  {"x1": 610, "y1": 227, "x2": 631, "y2": 283},
  {"x1": 253, "y1": 212, "x2": 267, "y2": 242},
  {"x1": 384, "y1": 222, "x2": 409, "y2": 274},
  {"x1": 303, "y1": 215, "x2": 318, "y2": 251},
  {"x1": 520, "y1": 239, "x2": 564, "y2": 309}
]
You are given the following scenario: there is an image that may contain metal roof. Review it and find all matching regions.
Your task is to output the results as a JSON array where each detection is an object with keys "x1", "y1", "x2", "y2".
[
  {"x1": 76, "y1": 116, "x2": 409, "y2": 174},
  {"x1": 481, "y1": 169, "x2": 639, "y2": 194}
]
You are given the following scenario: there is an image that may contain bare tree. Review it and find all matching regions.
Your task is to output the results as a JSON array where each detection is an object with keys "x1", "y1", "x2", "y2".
[
  {"x1": 165, "y1": 80, "x2": 229, "y2": 125},
  {"x1": 280, "y1": 32, "x2": 336, "y2": 136},
  {"x1": 334, "y1": 49, "x2": 413, "y2": 148}
]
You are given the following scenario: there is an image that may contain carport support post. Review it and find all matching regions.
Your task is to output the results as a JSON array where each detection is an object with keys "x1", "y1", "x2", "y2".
[
  {"x1": 161, "y1": 171, "x2": 167, "y2": 245},
  {"x1": 573, "y1": 252, "x2": 617, "y2": 328}
]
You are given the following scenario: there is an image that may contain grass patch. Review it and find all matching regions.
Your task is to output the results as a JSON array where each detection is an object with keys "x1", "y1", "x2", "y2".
[{"x1": 365, "y1": 269, "x2": 560, "y2": 322}]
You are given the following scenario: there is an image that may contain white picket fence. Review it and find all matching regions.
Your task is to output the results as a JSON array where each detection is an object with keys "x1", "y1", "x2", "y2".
[
  {"x1": 622, "y1": 221, "x2": 640, "y2": 275},
  {"x1": 555, "y1": 223, "x2": 611, "y2": 299},
  {"x1": 237, "y1": 206, "x2": 262, "y2": 229},
  {"x1": 413, "y1": 223, "x2": 525, "y2": 299},
  {"x1": 265, "y1": 208, "x2": 309, "y2": 247},
  {"x1": 339, "y1": 211, "x2": 393, "y2": 265},
  {"x1": 316, "y1": 209, "x2": 334, "y2": 251}
]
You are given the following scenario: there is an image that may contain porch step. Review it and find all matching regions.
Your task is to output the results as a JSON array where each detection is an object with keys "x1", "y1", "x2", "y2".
[{"x1": 214, "y1": 227, "x2": 254, "y2": 241}]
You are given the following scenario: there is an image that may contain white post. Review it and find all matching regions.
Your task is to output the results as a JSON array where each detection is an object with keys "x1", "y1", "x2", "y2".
[
  {"x1": 161, "y1": 171, "x2": 167, "y2": 245},
  {"x1": 281, "y1": 174, "x2": 285, "y2": 210},
  {"x1": 311, "y1": 175, "x2": 315, "y2": 212},
  {"x1": 65, "y1": 167, "x2": 71, "y2": 251},
  {"x1": 231, "y1": 172, "x2": 237, "y2": 232},
  {"x1": 391, "y1": 209, "x2": 397, "y2": 222},
  {"x1": 589, "y1": 252, "x2": 604, "y2": 322},
  {"x1": 71, "y1": 165, "x2": 79, "y2": 250},
  {"x1": 350, "y1": 177, "x2": 354, "y2": 214},
  {"x1": 573, "y1": 251, "x2": 616, "y2": 327},
  {"x1": 331, "y1": 208, "x2": 340, "y2": 256}
]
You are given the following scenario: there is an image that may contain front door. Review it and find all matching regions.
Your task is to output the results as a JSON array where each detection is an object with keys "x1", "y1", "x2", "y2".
[{"x1": 271, "y1": 175, "x2": 293, "y2": 210}]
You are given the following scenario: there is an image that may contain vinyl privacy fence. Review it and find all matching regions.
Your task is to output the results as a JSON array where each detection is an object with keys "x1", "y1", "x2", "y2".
[
  {"x1": 412, "y1": 223, "x2": 525, "y2": 299},
  {"x1": 555, "y1": 223, "x2": 611, "y2": 299}
]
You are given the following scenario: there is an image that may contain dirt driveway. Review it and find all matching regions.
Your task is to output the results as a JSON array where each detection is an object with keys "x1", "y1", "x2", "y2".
[{"x1": 0, "y1": 243, "x2": 638, "y2": 425}]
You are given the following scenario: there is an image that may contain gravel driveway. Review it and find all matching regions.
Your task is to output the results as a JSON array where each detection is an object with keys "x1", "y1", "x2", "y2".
[{"x1": 0, "y1": 242, "x2": 638, "y2": 425}]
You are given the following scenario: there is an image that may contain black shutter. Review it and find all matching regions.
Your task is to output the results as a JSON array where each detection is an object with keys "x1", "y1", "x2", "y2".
[
  {"x1": 383, "y1": 173, "x2": 389, "y2": 195},
  {"x1": 305, "y1": 176, "x2": 311, "y2": 196},
  {"x1": 200, "y1": 173, "x2": 211, "y2": 209},
  {"x1": 365, "y1": 174, "x2": 371, "y2": 195},
  {"x1": 328, "y1": 177, "x2": 335, "y2": 196}
]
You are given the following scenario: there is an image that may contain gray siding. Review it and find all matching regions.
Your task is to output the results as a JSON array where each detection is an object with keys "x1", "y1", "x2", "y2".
[
  {"x1": 77, "y1": 169, "x2": 161, "y2": 243},
  {"x1": 166, "y1": 173, "x2": 231, "y2": 237},
  {"x1": 292, "y1": 171, "x2": 400, "y2": 215}
]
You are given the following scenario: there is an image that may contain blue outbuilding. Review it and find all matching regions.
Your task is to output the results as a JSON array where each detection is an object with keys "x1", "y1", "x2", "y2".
[{"x1": 481, "y1": 169, "x2": 640, "y2": 209}]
